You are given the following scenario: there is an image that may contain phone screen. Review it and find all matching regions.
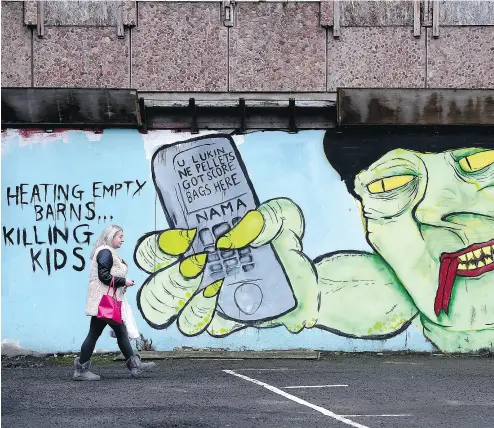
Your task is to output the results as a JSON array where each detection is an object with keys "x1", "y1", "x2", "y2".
[{"x1": 172, "y1": 143, "x2": 247, "y2": 216}]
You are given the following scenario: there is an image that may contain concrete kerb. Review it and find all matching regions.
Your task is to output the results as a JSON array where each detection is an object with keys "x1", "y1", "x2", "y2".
[
  {"x1": 113, "y1": 350, "x2": 321, "y2": 361},
  {"x1": 1, "y1": 340, "x2": 47, "y2": 358},
  {"x1": 112, "y1": 348, "x2": 493, "y2": 361}
]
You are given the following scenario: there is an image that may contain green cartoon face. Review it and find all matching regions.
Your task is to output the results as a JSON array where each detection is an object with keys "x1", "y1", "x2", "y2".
[{"x1": 354, "y1": 148, "x2": 494, "y2": 329}]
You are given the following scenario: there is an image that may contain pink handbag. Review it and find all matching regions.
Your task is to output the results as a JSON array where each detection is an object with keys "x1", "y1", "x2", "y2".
[{"x1": 97, "y1": 277, "x2": 123, "y2": 325}]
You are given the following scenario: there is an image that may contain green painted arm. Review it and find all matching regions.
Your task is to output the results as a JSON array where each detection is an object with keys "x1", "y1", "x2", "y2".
[
  {"x1": 314, "y1": 251, "x2": 418, "y2": 338},
  {"x1": 246, "y1": 198, "x2": 418, "y2": 337}
]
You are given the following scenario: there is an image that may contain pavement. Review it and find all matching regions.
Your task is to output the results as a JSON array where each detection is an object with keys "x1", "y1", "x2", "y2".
[{"x1": 2, "y1": 354, "x2": 493, "y2": 428}]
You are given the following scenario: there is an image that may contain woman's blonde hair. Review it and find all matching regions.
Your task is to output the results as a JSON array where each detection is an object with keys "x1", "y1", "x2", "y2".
[{"x1": 90, "y1": 224, "x2": 123, "y2": 259}]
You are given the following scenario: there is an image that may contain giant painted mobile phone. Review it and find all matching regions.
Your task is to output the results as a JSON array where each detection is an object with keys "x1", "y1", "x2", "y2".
[{"x1": 151, "y1": 135, "x2": 296, "y2": 323}]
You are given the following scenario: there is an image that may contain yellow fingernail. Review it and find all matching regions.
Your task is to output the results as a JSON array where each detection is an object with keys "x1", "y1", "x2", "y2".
[
  {"x1": 203, "y1": 279, "x2": 224, "y2": 298},
  {"x1": 217, "y1": 211, "x2": 264, "y2": 249},
  {"x1": 216, "y1": 236, "x2": 232, "y2": 249},
  {"x1": 179, "y1": 253, "x2": 207, "y2": 278},
  {"x1": 158, "y1": 229, "x2": 196, "y2": 255}
]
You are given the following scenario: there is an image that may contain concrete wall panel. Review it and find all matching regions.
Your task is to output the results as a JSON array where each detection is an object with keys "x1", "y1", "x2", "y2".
[
  {"x1": 327, "y1": 27, "x2": 426, "y2": 91},
  {"x1": 229, "y1": 2, "x2": 326, "y2": 91},
  {"x1": 427, "y1": 27, "x2": 494, "y2": 88},
  {"x1": 132, "y1": 2, "x2": 228, "y2": 91},
  {"x1": 33, "y1": 27, "x2": 130, "y2": 88},
  {"x1": 2, "y1": 1, "x2": 32, "y2": 87}
]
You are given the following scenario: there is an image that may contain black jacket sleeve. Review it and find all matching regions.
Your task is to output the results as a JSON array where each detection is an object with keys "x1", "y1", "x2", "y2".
[{"x1": 96, "y1": 249, "x2": 126, "y2": 288}]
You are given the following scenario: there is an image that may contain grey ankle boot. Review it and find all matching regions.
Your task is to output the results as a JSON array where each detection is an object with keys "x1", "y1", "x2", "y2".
[
  {"x1": 125, "y1": 353, "x2": 156, "y2": 377},
  {"x1": 73, "y1": 357, "x2": 101, "y2": 381}
]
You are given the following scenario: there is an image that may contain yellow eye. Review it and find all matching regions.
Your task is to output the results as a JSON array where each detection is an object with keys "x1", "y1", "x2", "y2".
[
  {"x1": 367, "y1": 175, "x2": 415, "y2": 194},
  {"x1": 458, "y1": 150, "x2": 494, "y2": 172}
]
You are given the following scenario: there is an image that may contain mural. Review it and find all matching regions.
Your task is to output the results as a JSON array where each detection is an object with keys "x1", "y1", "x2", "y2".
[
  {"x1": 1, "y1": 128, "x2": 492, "y2": 353},
  {"x1": 135, "y1": 132, "x2": 494, "y2": 353}
]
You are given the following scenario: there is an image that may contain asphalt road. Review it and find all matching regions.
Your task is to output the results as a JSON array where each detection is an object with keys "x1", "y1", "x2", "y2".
[{"x1": 2, "y1": 355, "x2": 493, "y2": 428}]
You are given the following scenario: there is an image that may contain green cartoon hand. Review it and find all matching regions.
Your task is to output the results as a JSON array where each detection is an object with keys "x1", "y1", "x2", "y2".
[
  {"x1": 212, "y1": 198, "x2": 319, "y2": 335},
  {"x1": 134, "y1": 198, "x2": 318, "y2": 336},
  {"x1": 134, "y1": 226, "x2": 246, "y2": 336}
]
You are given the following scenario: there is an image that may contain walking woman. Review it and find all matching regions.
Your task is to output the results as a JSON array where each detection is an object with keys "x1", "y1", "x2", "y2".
[{"x1": 73, "y1": 225, "x2": 155, "y2": 380}]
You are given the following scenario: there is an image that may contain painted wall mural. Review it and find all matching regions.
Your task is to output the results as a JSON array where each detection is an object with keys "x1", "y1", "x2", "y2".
[
  {"x1": 135, "y1": 131, "x2": 494, "y2": 354},
  {"x1": 1, "y1": 128, "x2": 493, "y2": 353}
]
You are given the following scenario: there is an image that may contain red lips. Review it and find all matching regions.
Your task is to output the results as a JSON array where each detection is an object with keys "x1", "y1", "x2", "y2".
[{"x1": 434, "y1": 239, "x2": 494, "y2": 316}]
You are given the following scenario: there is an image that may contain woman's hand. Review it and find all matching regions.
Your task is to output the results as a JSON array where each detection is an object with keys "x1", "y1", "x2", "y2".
[{"x1": 125, "y1": 279, "x2": 135, "y2": 287}]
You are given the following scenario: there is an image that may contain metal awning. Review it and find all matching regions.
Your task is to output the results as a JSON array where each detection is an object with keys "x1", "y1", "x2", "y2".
[
  {"x1": 1, "y1": 88, "x2": 141, "y2": 128},
  {"x1": 2, "y1": 88, "x2": 493, "y2": 132},
  {"x1": 338, "y1": 88, "x2": 494, "y2": 126}
]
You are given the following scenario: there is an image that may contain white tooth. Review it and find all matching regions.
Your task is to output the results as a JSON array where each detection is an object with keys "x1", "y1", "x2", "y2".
[
  {"x1": 466, "y1": 252, "x2": 474, "y2": 261},
  {"x1": 477, "y1": 260, "x2": 486, "y2": 268},
  {"x1": 457, "y1": 263, "x2": 468, "y2": 270},
  {"x1": 468, "y1": 262, "x2": 477, "y2": 270},
  {"x1": 485, "y1": 246, "x2": 493, "y2": 256},
  {"x1": 473, "y1": 249, "x2": 482, "y2": 259},
  {"x1": 485, "y1": 256, "x2": 493, "y2": 265},
  {"x1": 459, "y1": 254, "x2": 468, "y2": 262}
]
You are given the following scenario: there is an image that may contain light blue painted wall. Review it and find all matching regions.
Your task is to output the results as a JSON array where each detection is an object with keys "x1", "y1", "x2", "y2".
[{"x1": 1, "y1": 129, "x2": 433, "y2": 353}]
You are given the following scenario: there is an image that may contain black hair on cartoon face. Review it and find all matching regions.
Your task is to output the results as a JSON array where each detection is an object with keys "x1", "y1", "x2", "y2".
[{"x1": 323, "y1": 126, "x2": 494, "y2": 195}]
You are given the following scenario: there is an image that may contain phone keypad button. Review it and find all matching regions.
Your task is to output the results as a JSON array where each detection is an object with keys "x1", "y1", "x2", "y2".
[
  {"x1": 208, "y1": 252, "x2": 220, "y2": 262},
  {"x1": 209, "y1": 263, "x2": 223, "y2": 273},
  {"x1": 239, "y1": 255, "x2": 252, "y2": 264},
  {"x1": 212, "y1": 223, "x2": 230, "y2": 238},
  {"x1": 211, "y1": 270, "x2": 224, "y2": 278},
  {"x1": 224, "y1": 258, "x2": 238, "y2": 268},
  {"x1": 220, "y1": 250, "x2": 235, "y2": 259},
  {"x1": 242, "y1": 263, "x2": 255, "y2": 272},
  {"x1": 199, "y1": 228, "x2": 214, "y2": 246},
  {"x1": 238, "y1": 247, "x2": 251, "y2": 256}
]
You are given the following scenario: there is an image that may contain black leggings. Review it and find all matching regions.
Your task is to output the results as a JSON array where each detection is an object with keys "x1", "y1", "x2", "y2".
[{"x1": 79, "y1": 316, "x2": 134, "y2": 364}]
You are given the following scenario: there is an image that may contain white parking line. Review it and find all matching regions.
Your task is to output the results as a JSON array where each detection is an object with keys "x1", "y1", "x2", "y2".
[
  {"x1": 235, "y1": 368, "x2": 292, "y2": 371},
  {"x1": 223, "y1": 369, "x2": 370, "y2": 428},
  {"x1": 283, "y1": 385, "x2": 348, "y2": 389},
  {"x1": 384, "y1": 361, "x2": 420, "y2": 365},
  {"x1": 343, "y1": 414, "x2": 412, "y2": 417}
]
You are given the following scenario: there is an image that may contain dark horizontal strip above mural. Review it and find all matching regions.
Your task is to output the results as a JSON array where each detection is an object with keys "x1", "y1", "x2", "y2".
[
  {"x1": 1, "y1": 88, "x2": 141, "y2": 128},
  {"x1": 338, "y1": 88, "x2": 494, "y2": 126},
  {"x1": 3, "y1": 88, "x2": 494, "y2": 131}
]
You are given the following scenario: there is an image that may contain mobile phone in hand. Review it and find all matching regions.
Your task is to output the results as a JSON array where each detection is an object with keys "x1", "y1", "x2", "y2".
[{"x1": 151, "y1": 134, "x2": 297, "y2": 324}]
